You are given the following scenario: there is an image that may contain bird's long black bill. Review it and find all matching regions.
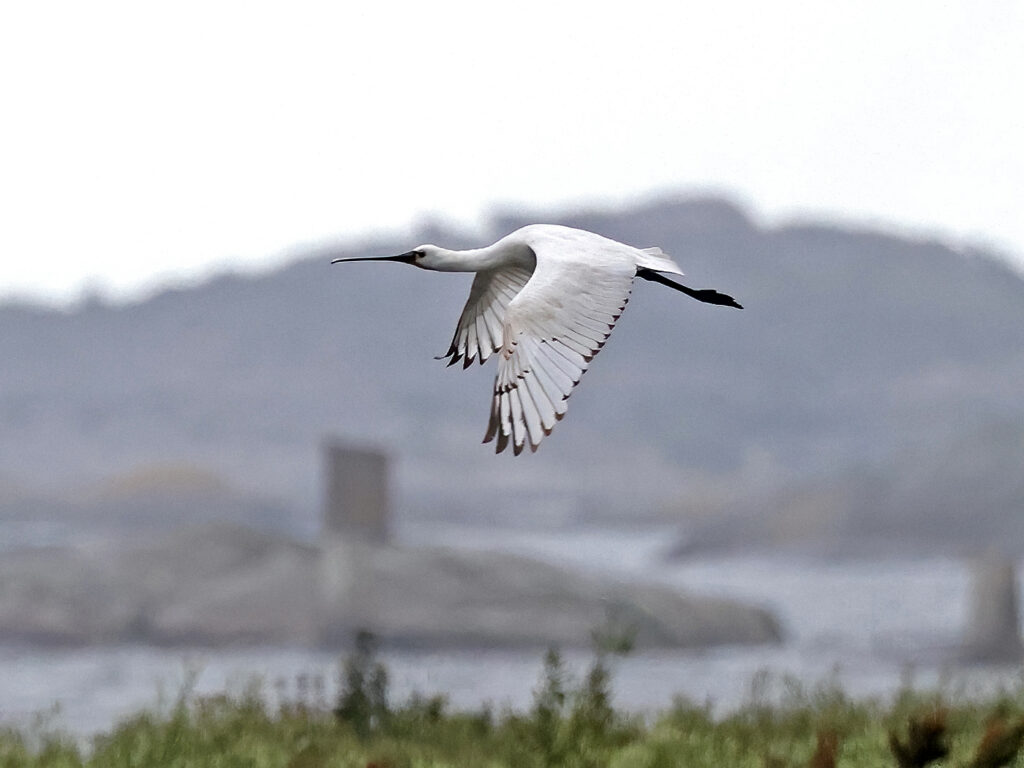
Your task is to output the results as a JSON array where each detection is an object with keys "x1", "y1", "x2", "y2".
[
  {"x1": 636, "y1": 268, "x2": 743, "y2": 309},
  {"x1": 331, "y1": 251, "x2": 417, "y2": 265}
]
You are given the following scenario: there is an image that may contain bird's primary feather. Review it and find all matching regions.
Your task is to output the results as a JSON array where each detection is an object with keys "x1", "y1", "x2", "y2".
[{"x1": 438, "y1": 265, "x2": 534, "y2": 367}]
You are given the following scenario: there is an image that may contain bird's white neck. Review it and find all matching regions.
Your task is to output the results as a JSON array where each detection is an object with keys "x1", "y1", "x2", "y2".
[{"x1": 424, "y1": 242, "x2": 531, "y2": 273}]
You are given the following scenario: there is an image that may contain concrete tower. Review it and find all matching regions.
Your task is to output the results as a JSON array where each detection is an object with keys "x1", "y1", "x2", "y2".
[
  {"x1": 962, "y1": 552, "x2": 1023, "y2": 663},
  {"x1": 322, "y1": 440, "x2": 390, "y2": 544}
]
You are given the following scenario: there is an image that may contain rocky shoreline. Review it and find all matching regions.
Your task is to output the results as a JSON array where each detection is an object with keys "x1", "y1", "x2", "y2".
[{"x1": 0, "y1": 523, "x2": 780, "y2": 649}]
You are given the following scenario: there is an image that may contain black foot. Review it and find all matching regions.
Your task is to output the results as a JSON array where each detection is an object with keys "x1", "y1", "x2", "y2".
[{"x1": 692, "y1": 289, "x2": 743, "y2": 309}]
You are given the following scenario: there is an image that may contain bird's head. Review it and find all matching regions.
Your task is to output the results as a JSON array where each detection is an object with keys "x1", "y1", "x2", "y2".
[{"x1": 330, "y1": 244, "x2": 444, "y2": 271}]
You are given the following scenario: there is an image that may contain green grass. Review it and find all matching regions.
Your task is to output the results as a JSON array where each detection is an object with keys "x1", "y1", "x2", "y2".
[{"x1": 4, "y1": 639, "x2": 1024, "y2": 768}]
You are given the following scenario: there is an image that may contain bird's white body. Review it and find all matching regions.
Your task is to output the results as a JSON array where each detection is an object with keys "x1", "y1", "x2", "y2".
[{"x1": 333, "y1": 224, "x2": 736, "y2": 455}]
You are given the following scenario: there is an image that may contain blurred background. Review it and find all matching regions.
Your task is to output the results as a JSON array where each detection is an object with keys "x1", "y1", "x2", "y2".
[{"x1": 1, "y1": 0, "x2": 1023, "y2": 736}]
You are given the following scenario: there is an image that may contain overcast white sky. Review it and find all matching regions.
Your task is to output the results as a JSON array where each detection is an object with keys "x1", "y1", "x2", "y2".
[{"x1": 1, "y1": 1, "x2": 1022, "y2": 304}]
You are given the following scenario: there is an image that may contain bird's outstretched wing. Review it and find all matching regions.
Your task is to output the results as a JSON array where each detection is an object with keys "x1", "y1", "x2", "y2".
[
  {"x1": 484, "y1": 243, "x2": 636, "y2": 454},
  {"x1": 437, "y1": 266, "x2": 534, "y2": 367}
]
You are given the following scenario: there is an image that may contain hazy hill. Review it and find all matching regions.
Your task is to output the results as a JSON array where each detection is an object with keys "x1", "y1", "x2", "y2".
[{"x1": 2, "y1": 195, "x2": 1022, "y2": 548}]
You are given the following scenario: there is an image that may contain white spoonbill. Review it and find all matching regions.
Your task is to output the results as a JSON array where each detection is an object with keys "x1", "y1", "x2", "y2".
[{"x1": 332, "y1": 224, "x2": 741, "y2": 455}]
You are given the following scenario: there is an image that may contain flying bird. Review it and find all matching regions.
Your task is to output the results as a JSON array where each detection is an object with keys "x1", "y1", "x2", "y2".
[{"x1": 332, "y1": 224, "x2": 741, "y2": 455}]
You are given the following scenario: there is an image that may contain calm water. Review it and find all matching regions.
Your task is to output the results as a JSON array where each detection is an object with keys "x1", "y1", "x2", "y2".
[{"x1": 1, "y1": 524, "x2": 1021, "y2": 736}]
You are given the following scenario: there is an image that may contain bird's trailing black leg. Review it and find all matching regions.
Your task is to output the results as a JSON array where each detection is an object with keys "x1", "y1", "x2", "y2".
[{"x1": 636, "y1": 267, "x2": 743, "y2": 309}]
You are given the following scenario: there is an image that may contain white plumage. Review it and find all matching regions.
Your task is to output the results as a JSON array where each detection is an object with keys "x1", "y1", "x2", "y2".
[{"x1": 332, "y1": 224, "x2": 741, "y2": 455}]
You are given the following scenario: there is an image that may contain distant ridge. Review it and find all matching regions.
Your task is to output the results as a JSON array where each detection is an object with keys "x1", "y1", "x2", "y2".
[{"x1": 2, "y1": 194, "x2": 1022, "y2": 550}]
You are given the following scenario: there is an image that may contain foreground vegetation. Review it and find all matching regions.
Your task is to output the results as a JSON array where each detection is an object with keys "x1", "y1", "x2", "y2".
[{"x1": 4, "y1": 636, "x2": 1024, "y2": 767}]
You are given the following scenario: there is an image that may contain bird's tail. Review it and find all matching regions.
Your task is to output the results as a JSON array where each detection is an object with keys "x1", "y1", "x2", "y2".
[{"x1": 636, "y1": 246, "x2": 684, "y2": 277}]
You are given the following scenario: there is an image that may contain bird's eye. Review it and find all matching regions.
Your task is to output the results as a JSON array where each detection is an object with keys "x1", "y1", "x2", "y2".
[{"x1": 413, "y1": 250, "x2": 425, "y2": 258}]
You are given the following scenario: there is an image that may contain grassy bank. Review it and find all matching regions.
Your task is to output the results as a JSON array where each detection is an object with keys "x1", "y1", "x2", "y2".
[{"x1": 3, "y1": 639, "x2": 1024, "y2": 767}]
